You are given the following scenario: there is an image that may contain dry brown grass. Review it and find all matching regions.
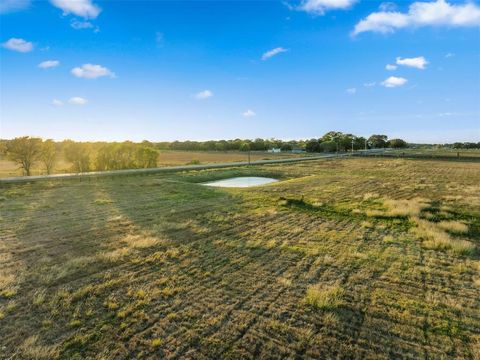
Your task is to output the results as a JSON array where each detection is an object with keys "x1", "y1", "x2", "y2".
[
  {"x1": 413, "y1": 217, "x2": 476, "y2": 256},
  {"x1": 304, "y1": 283, "x2": 344, "y2": 309},
  {"x1": 436, "y1": 220, "x2": 469, "y2": 234},
  {"x1": 383, "y1": 198, "x2": 430, "y2": 217},
  {"x1": 18, "y1": 336, "x2": 59, "y2": 359}
]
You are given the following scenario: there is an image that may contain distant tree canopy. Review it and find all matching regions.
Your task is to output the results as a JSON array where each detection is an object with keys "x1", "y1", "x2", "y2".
[
  {"x1": 388, "y1": 139, "x2": 408, "y2": 149},
  {"x1": 0, "y1": 131, "x2": 414, "y2": 176}
]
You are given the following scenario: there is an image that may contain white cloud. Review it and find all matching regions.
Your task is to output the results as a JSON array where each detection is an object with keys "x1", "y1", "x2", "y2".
[
  {"x1": 379, "y1": 2, "x2": 397, "y2": 12},
  {"x1": 353, "y1": 0, "x2": 480, "y2": 35},
  {"x1": 71, "y1": 64, "x2": 115, "y2": 79},
  {"x1": 50, "y1": 0, "x2": 101, "y2": 19},
  {"x1": 68, "y1": 97, "x2": 88, "y2": 105},
  {"x1": 38, "y1": 60, "x2": 60, "y2": 69},
  {"x1": 0, "y1": 0, "x2": 30, "y2": 14},
  {"x1": 445, "y1": 52, "x2": 455, "y2": 58},
  {"x1": 346, "y1": 88, "x2": 357, "y2": 94},
  {"x1": 298, "y1": 0, "x2": 357, "y2": 15},
  {"x1": 385, "y1": 64, "x2": 397, "y2": 70},
  {"x1": 243, "y1": 109, "x2": 256, "y2": 118},
  {"x1": 52, "y1": 99, "x2": 64, "y2": 107},
  {"x1": 194, "y1": 90, "x2": 213, "y2": 99},
  {"x1": 382, "y1": 76, "x2": 408, "y2": 88},
  {"x1": 364, "y1": 82, "x2": 376, "y2": 87},
  {"x1": 1, "y1": 38, "x2": 33, "y2": 53},
  {"x1": 70, "y1": 19, "x2": 98, "y2": 32},
  {"x1": 396, "y1": 56, "x2": 428, "y2": 69},
  {"x1": 261, "y1": 47, "x2": 288, "y2": 60}
]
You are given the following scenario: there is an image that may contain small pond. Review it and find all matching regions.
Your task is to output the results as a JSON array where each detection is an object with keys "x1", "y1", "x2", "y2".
[{"x1": 202, "y1": 176, "x2": 278, "y2": 188}]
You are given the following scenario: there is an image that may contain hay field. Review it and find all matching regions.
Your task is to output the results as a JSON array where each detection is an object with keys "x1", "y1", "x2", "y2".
[
  {"x1": 0, "y1": 158, "x2": 479, "y2": 359},
  {"x1": 0, "y1": 151, "x2": 303, "y2": 178}
]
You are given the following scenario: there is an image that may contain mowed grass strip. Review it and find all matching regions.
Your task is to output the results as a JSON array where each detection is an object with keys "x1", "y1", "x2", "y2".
[{"x1": 0, "y1": 158, "x2": 479, "y2": 359}]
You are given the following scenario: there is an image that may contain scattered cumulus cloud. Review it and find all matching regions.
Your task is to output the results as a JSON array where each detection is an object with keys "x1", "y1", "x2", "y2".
[
  {"x1": 68, "y1": 97, "x2": 88, "y2": 105},
  {"x1": 385, "y1": 64, "x2": 397, "y2": 70},
  {"x1": 70, "y1": 19, "x2": 99, "y2": 32},
  {"x1": 50, "y1": 0, "x2": 101, "y2": 19},
  {"x1": 38, "y1": 60, "x2": 60, "y2": 69},
  {"x1": 0, "y1": 0, "x2": 30, "y2": 14},
  {"x1": 346, "y1": 88, "x2": 357, "y2": 94},
  {"x1": 71, "y1": 64, "x2": 115, "y2": 79},
  {"x1": 1, "y1": 38, "x2": 33, "y2": 53},
  {"x1": 194, "y1": 90, "x2": 213, "y2": 99},
  {"x1": 52, "y1": 99, "x2": 64, "y2": 107},
  {"x1": 382, "y1": 76, "x2": 408, "y2": 88},
  {"x1": 353, "y1": 0, "x2": 480, "y2": 35},
  {"x1": 261, "y1": 47, "x2": 288, "y2": 60},
  {"x1": 379, "y1": 2, "x2": 397, "y2": 12},
  {"x1": 396, "y1": 56, "x2": 428, "y2": 69},
  {"x1": 297, "y1": 0, "x2": 357, "y2": 15},
  {"x1": 243, "y1": 109, "x2": 256, "y2": 118}
]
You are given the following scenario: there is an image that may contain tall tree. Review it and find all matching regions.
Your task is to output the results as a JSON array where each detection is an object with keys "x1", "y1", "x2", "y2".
[
  {"x1": 6, "y1": 137, "x2": 42, "y2": 176},
  {"x1": 368, "y1": 135, "x2": 388, "y2": 148},
  {"x1": 40, "y1": 139, "x2": 57, "y2": 174}
]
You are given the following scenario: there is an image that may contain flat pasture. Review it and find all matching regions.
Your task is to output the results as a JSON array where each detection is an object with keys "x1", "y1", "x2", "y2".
[{"x1": 0, "y1": 158, "x2": 479, "y2": 359}]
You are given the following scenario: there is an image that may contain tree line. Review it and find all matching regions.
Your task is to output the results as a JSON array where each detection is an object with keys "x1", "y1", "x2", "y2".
[{"x1": 1, "y1": 132, "x2": 408, "y2": 176}]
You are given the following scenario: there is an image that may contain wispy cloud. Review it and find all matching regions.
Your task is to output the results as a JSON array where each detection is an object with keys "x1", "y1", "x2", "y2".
[
  {"x1": 38, "y1": 60, "x2": 60, "y2": 69},
  {"x1": 297, "y1": 0, "x2": 357, "y2": 15},
  {"x1": 385, "y1": 64, "x2": 397, "y2": 71},
  {"x1": 0, "y1": 0, "x2": 30, "y2": 14},
  {"x1": 194, "y1": 90, "x2": 213, "y2": 99},
  {"x1": 364, "y1": 82, "x2": 376, "y2": 87},
  {"x1": 382, "y1": 76, "x2": 408, "y2": 88},
  {"x1": 445, "y1": 52, "x2": 455, "y2": 58},
  {"x1": 243, "y1": 109, "x2": 256, "y2": 118},
  {"x1": 1, "y1": 38, "x2": 33, "y2": 53},
  {"x1": 346, "y1": 88, "x2": 357, "y2": 94},
  {"x1": 70, "y1": 19, "x2": 99, "y2": 32},
  {"x1": 68, "y1": 97, "x2": 88, "y2": 105},
  {"x1": 353, "y1": 0, "x2": 480, "y2": 35},
  {"x1": 52, "y1": 99, "x2": 64, "y2": 107},
  {"x1": 396, "y1": 56, "x2": 428, "y2": 69},
  {"x1": 50, "y1": 0, "x2": 101, "y2": 19},
  {"x1": 261, "y1": 47, "x2": 288, "y2": 60},
  {"x1": 71, "y1": 64, "x2": 115, "y2": 79}
]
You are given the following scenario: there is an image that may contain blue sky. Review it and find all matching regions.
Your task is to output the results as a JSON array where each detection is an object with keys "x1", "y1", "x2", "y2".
[{"x1": 1, "y1": 0, "x2": 479, "y2": 143}]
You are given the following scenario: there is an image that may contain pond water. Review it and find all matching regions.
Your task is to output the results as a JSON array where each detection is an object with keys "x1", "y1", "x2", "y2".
[{"x1": 203, "y1": 176, "x2": 278, "y2": 188}]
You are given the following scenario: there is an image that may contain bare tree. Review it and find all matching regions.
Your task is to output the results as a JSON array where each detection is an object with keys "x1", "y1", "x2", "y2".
[
  {"x1": 6, "y1": 137, "x2": 42, "y2": 176},
  {"x1": 40, "y1": 139, "x2": 57, "y2": 174}
]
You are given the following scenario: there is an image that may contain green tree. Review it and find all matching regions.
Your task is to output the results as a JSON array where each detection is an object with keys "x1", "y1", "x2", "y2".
[
  {"x1": 368, "y1": 135, "x2": 388, "y2": 148},
  {"x1": 319, "y1": 141, "x2": 337, "y2": 153},
  {"x1": 388, "y1": 139, "x2": 407, "y2": 148},
  {"x1": 306, "y1": 139, "x2": 321, "y2": 153},
  {"x1": 6, "y1": 136, "x2": 42, "y2": 176},
  {"x1": 40, "y1": 139, "x2": 57, "y2": 174},
  {"x1": 64, "y1": 141, "x2": 91, "y2": 173},
  {"x1": 136, "y1": 147, "x2": 158, "y2": 168}
]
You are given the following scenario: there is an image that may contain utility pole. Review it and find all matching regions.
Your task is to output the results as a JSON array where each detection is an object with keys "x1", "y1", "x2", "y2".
[
  {"x1": 351, "y1": 139, "x2": 354, "y2": 153},
  {"x1": 365, "y1": 139, "x2": 367, "y2": 151}
]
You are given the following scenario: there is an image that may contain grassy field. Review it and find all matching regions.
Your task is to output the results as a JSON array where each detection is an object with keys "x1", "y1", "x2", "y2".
[
  {"x1": 1, "y1": 157, "x2": 479, "y2": 359},
  {"x1": 0, "y1": 151, "x2": 305, "y2": 178}
]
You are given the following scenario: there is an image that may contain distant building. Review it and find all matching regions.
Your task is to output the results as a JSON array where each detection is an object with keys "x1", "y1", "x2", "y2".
[
  {"x1": 291, "y1": 148, "x2": 306, "y2": 154},
  {"x1": 268, "y1": 148, "x2": 281, "y2": 153}
]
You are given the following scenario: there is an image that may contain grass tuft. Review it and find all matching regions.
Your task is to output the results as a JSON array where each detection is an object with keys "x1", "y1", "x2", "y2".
[{"x1": 304, "y1": 283, "x2": 344, "y2": 310}]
